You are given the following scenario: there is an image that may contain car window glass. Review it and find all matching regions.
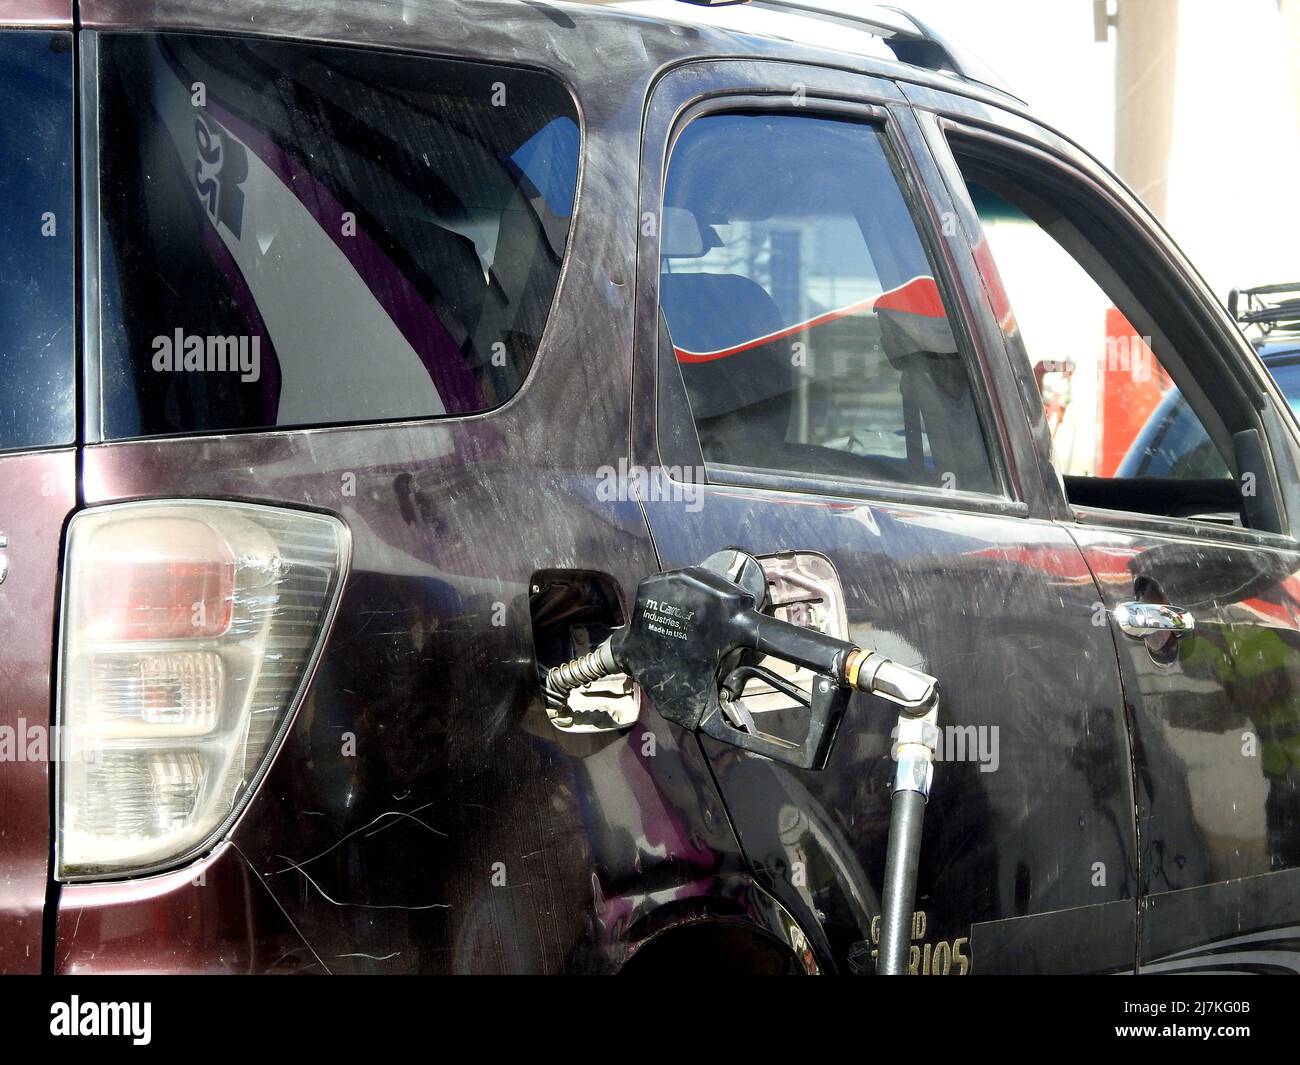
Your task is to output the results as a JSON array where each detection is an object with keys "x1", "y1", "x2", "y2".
[
  {"x1": 659, "y1": 112, "x2": 997, "y2": 496},
  {"x1": 967, "y1": 180, "x2": 1232, "y2": 483},
  {"x1": 955, "y1": 166, "x2": 1252, "y2": 540},
  {"x1": 96, "y1": 33, "x2": 579, "y2": 438},
  {"x1": 0, "y1": 32, "x2": 75, "y2": 453}
]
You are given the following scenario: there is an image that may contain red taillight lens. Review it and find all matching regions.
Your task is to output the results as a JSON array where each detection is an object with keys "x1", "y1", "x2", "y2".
[{"x1": 79, "y1": 518, "x2": 236, "y2": 640}]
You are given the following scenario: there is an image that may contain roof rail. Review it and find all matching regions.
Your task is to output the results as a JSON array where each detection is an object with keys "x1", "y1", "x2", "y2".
[
  {"x1": 674, "y1": 0, "x2": 1019, "y2": 100},
  {"x1": 1229, "y1": 282, "x2": 1300, "y2": 335}
]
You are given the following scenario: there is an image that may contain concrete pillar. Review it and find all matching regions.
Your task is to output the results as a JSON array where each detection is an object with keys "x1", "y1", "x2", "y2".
[
  {"x1": 1112, "y1": 0, "x2": 1180, "y2": 220},
  {"x1": 1283, "y1": 0, "x2": 1300, "y2": 145}
]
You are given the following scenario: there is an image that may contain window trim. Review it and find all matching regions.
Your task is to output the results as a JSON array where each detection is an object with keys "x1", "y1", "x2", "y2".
[
  {"x1": 1071, "y1": 500, "x2": 1300, "y2": 553},
  {"x1": 704, "y1": 462, "x2": 1028, "y2": 518},
  {"x1": 0, "y1": 1, "x2": 70, "y2": 30},
  {"x1": 81, "y1": 29, "x2": 102, "y2": 445},
  {"x1": 644, "y1": 87, "x2": 1015, "y2": 512}
]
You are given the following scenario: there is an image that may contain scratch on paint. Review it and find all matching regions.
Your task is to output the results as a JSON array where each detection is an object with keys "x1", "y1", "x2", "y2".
[
  {"x1": 269, "y1": 803, "x2": 446, "y2": 876},
  {"x1": 61, "y1": 908, "x2": 83, "y2": 968},
  {"x1": 273, "y1": 854, "x2": 451, "y2": 912}
]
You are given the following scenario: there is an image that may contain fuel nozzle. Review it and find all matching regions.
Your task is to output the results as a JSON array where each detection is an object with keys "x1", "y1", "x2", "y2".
[
  {"x1": 544, "y1": 550, "x2": 939, "y2": 765},
  {"x1": 544, "y1": 550, "x2": 938, "y2": 769},
  {"x1": 595, "y1": 553, "x2": 849, "y2": 767}
]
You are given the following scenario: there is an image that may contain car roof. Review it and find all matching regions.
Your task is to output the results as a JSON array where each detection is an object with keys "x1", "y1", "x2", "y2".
[
  {"x1": 77, "y1": 0, "x2": 1024, "y2": 109},
  {"x1": 580, "y1": 0, "x2": 1021, "y2": 100}
]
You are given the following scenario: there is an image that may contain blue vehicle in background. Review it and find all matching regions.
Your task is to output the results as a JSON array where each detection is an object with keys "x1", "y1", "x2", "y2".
[{"x1": 1119, "y1": 283, "x2": 1300, "y2": 497}]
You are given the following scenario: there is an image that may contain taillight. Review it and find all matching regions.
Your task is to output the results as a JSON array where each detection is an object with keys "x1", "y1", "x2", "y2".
[
  {"x1": 55, "y1": 500, "x2": 349, "y2": 881},
  {"x1": 80, "y1": 518, "x2": 237, "y2": 641}
]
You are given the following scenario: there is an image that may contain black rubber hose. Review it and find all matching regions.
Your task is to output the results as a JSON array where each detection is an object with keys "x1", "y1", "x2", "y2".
[
  {"x1": 544, "y1": 638, "x2": 618, "y2": 713},
  {"x1": 878, "y1": 788, "x2": 926, "y2": 975}
]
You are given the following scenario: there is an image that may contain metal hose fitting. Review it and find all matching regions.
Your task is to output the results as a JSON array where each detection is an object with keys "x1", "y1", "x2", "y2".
[{"x1": 844, "y1": 648, "x2": 939, "y2": 716}]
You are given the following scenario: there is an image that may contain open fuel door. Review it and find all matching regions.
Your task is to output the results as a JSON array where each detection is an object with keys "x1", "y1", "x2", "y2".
[
  {"x1": 0, "y1": 18, "x2": 76, "y2": 973},
  {"x1": 631, "y1": 62, "x2": 1139, "y2": 974}
]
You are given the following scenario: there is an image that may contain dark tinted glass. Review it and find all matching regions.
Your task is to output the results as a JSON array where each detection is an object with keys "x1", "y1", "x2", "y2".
[
  {"x1": 660, "y1": 112, "x2": 996, "y2": 495},
  {"x1": 96, "y1": 34, "x2": 579, "y2": 438},
  {"x1": 0, "y1": 32, "x2": 75, "y2": 452}
]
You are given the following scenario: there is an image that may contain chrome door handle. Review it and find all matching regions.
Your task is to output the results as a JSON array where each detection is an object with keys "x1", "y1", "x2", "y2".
[{"x1": 1114, "y1": 601, "x2": 1194, "y2": 639}]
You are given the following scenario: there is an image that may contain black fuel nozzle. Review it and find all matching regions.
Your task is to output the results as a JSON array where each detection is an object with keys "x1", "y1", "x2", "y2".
[
  {"x1": 603, "y1": 550, "x2": 938, "y2": 769},
  {"x1": 543, "y1": 550, "x2": 938, "y2": 768}
]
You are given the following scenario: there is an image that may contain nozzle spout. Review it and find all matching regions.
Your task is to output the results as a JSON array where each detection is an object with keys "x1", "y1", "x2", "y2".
[{"x1": 845, "y1": 649, "x2": 939, "y2": 716}]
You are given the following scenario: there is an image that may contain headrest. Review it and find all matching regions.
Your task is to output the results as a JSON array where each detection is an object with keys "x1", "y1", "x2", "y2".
[
  {"x1": 659, "y1": 272, "x2": 795, "y2": 422},
  {"x1": 874, "y1": 276, "x2": 957, "y2": 366},
  {"x1": 661, "y1": 206, "x2": 706, "y2": 258}
]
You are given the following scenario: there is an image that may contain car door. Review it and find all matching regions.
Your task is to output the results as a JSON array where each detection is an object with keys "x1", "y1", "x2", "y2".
[
  {"x1": 632, "y1": 61, "x2": 1139, "y2": 974},
  {"x1": 0, "y1": 13, "x2": 76, "y2": 974},
  {"x1": 913, "y1": 90, "x2": 1300, "y2": 973}
]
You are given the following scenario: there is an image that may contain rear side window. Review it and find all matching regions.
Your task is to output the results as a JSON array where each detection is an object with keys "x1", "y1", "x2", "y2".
[
  {"x1": 659, "y1": 112, "x2": 997, "y2": 496},
  {"x1": 0, "y1": 31, "x2": 75, "y2": 453},
  {"x1": 95, "y1": 34, "x2": 579, "y2": 439}
]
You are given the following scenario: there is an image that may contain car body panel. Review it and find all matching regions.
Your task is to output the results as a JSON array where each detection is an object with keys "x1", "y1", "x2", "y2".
[
  {"x1": 0, "y1": 450, "x2": 74, "y2": 973},
  {"x1": 1071, "y1": 526, "x2": 1300, "y2": 973},
  {"x1": 70, "y1": 426, "x2": 782, "y2": 971},
  {"x1": 905, "y1": 81, "x2": 1300, "y2": 973},
  {"x1": 56, "y1": 843, "x2": 326, "y2": 974},
  {"x1": 0, "y1": 14, "x2": 76, "y2": 975},
  {"x1": 58, "y1": 2, "x2": 789, "y2": 972},
  {"x1": 0, "y1": 0, "x2": 70, "y2": 27}
]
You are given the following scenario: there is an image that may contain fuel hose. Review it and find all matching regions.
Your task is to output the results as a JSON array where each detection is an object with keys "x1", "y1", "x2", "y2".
[
  {"x1": 878, "y1": 789, "x2": 926, "y2": 974},
  {"x1": 543, "y1": 638, "x2": 617, "y2": 714},
  {"x1": 875, "y1": 707, "x2": 938, "y2": 975}
]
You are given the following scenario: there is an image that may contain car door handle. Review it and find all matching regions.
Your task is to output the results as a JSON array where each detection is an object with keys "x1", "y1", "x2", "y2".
[{"x1": 1114, "y1": 601, "x2": 1194, "y2": 639}]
